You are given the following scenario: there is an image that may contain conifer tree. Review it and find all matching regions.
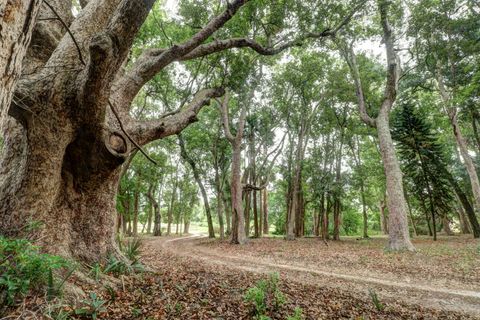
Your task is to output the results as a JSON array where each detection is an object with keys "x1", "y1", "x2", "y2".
[{"x1": 393, "y1": 103, "x2": 454, "y2": 240}]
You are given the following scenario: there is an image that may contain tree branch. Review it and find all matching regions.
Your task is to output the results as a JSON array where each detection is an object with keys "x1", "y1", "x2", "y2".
[
  {"x1": 111, "y1": 0, "x2": 249, "y2": 111},
  {"x1": 340, "y1": 41, "x2": 376, "y2": 128},
  {"x1": 129, "y1": 88, "x2": 225, "y2": 145}
]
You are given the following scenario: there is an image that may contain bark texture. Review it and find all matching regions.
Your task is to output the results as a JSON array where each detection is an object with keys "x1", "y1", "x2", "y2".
[
  {"x1": 0, "y1": 0, "x2": 42, "y2": 128},
  {"x1": 220, "y1": 92, "x2": 247, "y2": 244}
]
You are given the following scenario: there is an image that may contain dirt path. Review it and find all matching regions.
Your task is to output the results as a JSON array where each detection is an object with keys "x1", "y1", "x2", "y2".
[{"x1": 157, "y1": 234, "x2": 480, "y2": 317}]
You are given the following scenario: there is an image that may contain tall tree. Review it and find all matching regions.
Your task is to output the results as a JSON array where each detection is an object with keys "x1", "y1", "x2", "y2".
[
  {"x1": 220, "y1": 91, "x2": 247, "y2": 244},
  {"x1": 341, "y1": 0, "x2": 415, "y2": 250}
]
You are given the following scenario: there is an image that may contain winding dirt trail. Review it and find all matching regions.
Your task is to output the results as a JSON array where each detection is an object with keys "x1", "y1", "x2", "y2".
[{"x1": 154, "y1": 235, "x2": 480, "y2": 317}]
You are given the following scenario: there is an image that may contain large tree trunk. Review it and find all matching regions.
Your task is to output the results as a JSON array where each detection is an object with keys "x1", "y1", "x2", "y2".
[
  {"x1": 376, "y1": 112, "x2": 414, "y2": 250},
  {"x1": 0, "y1": 0, "x2": 42, "y2": 127},
  {"x1": 0, "y1": 0, "x2": 258, "y2": 265},
  {"x1": 0, "y1": 118, "x2": 127, "y2": 262}
]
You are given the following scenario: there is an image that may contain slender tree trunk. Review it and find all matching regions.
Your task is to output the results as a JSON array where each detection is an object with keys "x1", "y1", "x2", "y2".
[
  {"x1": 178, "y1": 135, "x2": 215, "y2": 238},
  {"x1": 324, "y1": 195, "x2": 331, "y2": 240},
  {"x1": 456, "y1": 198, "x2": 471, "y2": 234},
  {"x1": 224, "y1": 193, "x2": 231, "y2": 235},
  {"x1": 404, "y1": 189, "x2": 417, "y2": 237},
  {"x1": 244, "y1": 190, "x2": 251, "y2": 237},
  {"x1": 376, "y1": 112, "x2": 414, "y2": 250},
  {"x1": 259, "y1": 189, "x2": 263, "y2": 236},
  {"x1": 450, "y1": 113, "x2": 480, "y2": 213},
  {"x1": 471, "y1": 109, "x2": 480, "y2": 153},
  {"x1": 184, "y1": 219, "x2": 190, "y2": 234},
  {"x1": 333, "y1": 197, "x2": 341, "y2": 240},
  {"x1": 133, "y1": 190, "x2": 139, "y2": 237},
  {"x1": 443, "y1": 168, "x2": 480, "y2": 238},
  {"x1": 318, "y1": 193, "x2": 325, "y2": 238},
  {"x1": 253, "y1": 190, "x2": 259, "y2": 237},
  {"x1": 379, "y1": 200, "x2": 388, "y2": 235},
  {"x1": 419, "y1": 193, "x2": 432, "y2": 236},
  {"x1": 360, "y1": 183, "x2": 369, "y2": 238},
  {"x1": 262, "y1": 188, "x2": 269, "y2": 235},
  {"x1": 437, "y1": 73, "x2": 480, "y2": 216},
  {"x1": 287, "y1": 128, "x2": 305, "y2": 240},
  {"x1": 147, "y1": 185, "x2": 162, "y2": 236}
]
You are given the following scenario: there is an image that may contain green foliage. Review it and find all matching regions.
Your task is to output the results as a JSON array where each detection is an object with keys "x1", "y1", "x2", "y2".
[
  {"x1": 0, "y1": 237, "x2": 72, "y2": 305},
  {"x1": 123, "y1": 238, "x2": 142, "y2": 262},
  {"x1": 74, "y1": 292, "x2": 106, "y2": 320},
  {"x1": 393, "y1": 102, "x2": 455, "y2": 228},
  {"x1": 102, "y1": 255, "x2": 144, "y2": 276},
  {"x1": 88, "y1": 263, "x2": 102, "y2": 282},
  {"x1": 244, "y1": 273, "x2": 286, "y2": 319}
]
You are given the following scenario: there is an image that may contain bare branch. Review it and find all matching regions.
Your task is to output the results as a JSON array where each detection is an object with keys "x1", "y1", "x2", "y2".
[
  {"x1": 43, "y1": 0, "x2": 86, "y2": 66},
  {"x1": 108, "y1": 100, "x2": 158, "y2": 165}
]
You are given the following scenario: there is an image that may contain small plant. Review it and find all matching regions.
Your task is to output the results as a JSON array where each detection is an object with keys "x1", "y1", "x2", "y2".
[
  {"x1": 74, "y1": 292, "x2": 106, "y2": 320},
  {"x1": 123, "y1": 237, "x2": 142, "y2": 262},
  {"x1": 47, "y1": 266, "x2": 76, "y2": 301},
  {"x1": 287, "y1": 307, "x2": 304, "y2": 320},
  {"x1": 0, "y1": 236, "x2": 71, "y2": 305},
  {"x1": 103, "y1": 255, "x2": 132, "y2": 276},
  {"x1": 88, "y1": 263, "x2": 102, "y2": 282},
  {"x1": 368, "y1": 288, "x2": 384, "y2": 311},
  {"x1": 244, "y1": 273, "x2": 287, "y2": 319}
]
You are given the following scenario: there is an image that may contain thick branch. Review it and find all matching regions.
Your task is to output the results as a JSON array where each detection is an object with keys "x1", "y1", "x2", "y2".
[{"x1": 129, "y1": 88, "x2": 225, "y2": 145}]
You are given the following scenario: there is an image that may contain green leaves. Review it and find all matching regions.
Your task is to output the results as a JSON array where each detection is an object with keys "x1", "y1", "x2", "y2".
[{"x1": 0, "y1": 237, "x2": 72, "y2": 305}]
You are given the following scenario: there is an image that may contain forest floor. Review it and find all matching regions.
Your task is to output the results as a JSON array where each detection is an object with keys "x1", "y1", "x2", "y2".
[{"x1": 102, "y1": 234, "x2": 480, "y2": 319}]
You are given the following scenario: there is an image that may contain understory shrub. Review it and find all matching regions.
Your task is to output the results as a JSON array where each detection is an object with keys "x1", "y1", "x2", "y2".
[
  {"x1": 0, "y1": 237, "x2": 72, "y2": 306},
  {"x1": 244, "y1": 273, "x2": 303, "y2": 320}
]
